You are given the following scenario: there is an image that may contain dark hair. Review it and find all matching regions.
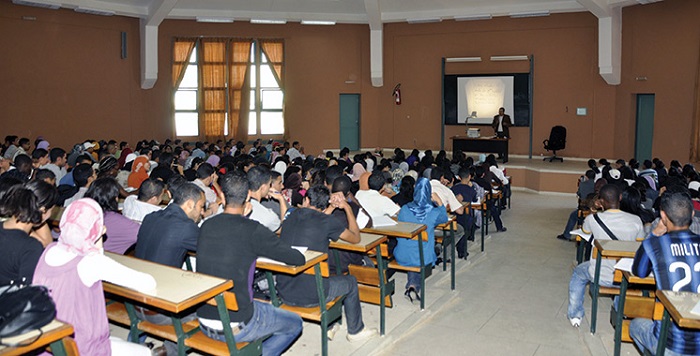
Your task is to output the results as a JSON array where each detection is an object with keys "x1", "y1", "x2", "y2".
[
  {"x1": 18, "y1": 138, "x2": 30, "y2": 146},
  {"x1": 306, "y1": 185, "x2": 331, "y2": 210},
  {"x1": 49, "y1": 147, "x2": 66, "y2": 163},
  {"x1": 172, "y1": 182, "x2": 204, "y2": 206},
  {"x1": 396, "y1": 176, "x2": 415, "y2": 202},
  {"x1": 621, "y1": 187, "x2": 643, "y2": 216},
  {"x1": 269, "y1": 170, "x2": 282, "y2": 181},
  {"x1": 599, "y1": 184, "x2": 622, "y2": 206},
  {"x1": 0, "y1": 185, "x2": 42, "y2": 224},
  {"x1": 0, "y1": 176, "x2": 23, "y2": 200},
  {"x1": 660, "y1": 191, "x2": 693, "y2": 227},
  {"x1": 196, "y1": 162, "x2": 215, "y2": 179},
  {"x1": 325, "y1": 165, "x2": 344, "y2": 186},
  {"x1": 85, "y1": 177, "x2": 120, "y2": 212},
  {"x1": 13, "y1": 154, "x2": 32, "y2": 171},
  {"x1": 32, "y1": 148, "x2": 48, "y2": 160},
  {"x1": 246, "y1": 165, "x2": 272, "y2": 191},
  {"x1": 331, "y1": 176, "x2": 352, "y2": 195},
  {"x1": 643, "y1": 160, "x2": 653, "y2": 169},
  {"x1": 25, "y1": 180, "x2": 58, "y2": 211},
  {"x1": 457, "y1": 167, "x2": 472, "y2": 180},
  {"x1": 73, "y1": 164, "x2": 94, "y2": 188},
  {"x1": 138, "y1": 178, "x2": 165, "y2": 202},
  {"x1": 220, "y1": 173, "x2": 249, "y2": 207},
  {"x1": 368, "y1": 172, "x2": 386, "y2": 191},
  {"x1": 159, "y1": 152, "x2": 175, "y2": 167},
  {"x1": 339, "y1": 147, "x2": 350, "y2": 157},
  {"x1": 585, "y1": 170, "x2": 596, "y2": 180},
  {"x1": 430, "y1": 166, "x2": 444, "y2": 181},
  {"x1": 33, "y1": 168, "x2": 56, "y2": 182}
]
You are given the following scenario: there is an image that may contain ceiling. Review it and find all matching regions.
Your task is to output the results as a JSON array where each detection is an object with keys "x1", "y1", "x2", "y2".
[{"x1": 11, "y1": 0, "x2": 655, "y2": 24}]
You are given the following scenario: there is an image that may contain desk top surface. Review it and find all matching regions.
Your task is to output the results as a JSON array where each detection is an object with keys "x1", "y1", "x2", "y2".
[
  {"x1": 437, "y1": 215, "x2": 458, "y2": 229},
  {"x1": 658, "y1": 290, "x2": 700, "y2": 329},
  {"x1": 256, "y1": 250, "x2": 327, "y2": 274},
  {"x1": 616, "y1": 270, "x2": 656, "y2": 285},
  {"x1": 450, "y1": 136, "x2": 509, "y2": 141},
  {"x1": 329, "y1": 233, "x2": 387, "y2": 253},
  {"x1": 104, "y1": 252, "x2": 233, "y2": 313},
  {"x1": 0, "y1": 320, "x2": 73, "y2": 356},
  {"x1": 594, "y1": 240, "x2": 641, "y2": 258},
  {"x1": 361, "y1": 221, "x2": 426, "y2": 238}
]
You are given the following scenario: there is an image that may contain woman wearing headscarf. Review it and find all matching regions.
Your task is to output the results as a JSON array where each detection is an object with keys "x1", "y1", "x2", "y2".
[
  {"x1": 32, "y1": 198, "x2": 156, "y2": 355},
  {"x1": 127, "y1": 156, "x2": 150, "y2": 189},
  {"x1": 350, "y1": 162, "x2": 367, "y2": 182},
  {"x1": 282, "y1": 168, "x2": 304, "y2": 207},
  {"x1": 394, "y1": 178, "x2": 448, "y2": 303}
]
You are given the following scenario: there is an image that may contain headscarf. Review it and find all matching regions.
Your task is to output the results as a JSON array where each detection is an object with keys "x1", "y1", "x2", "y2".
[
  {"x1": 351, "y1": 163, "x2": 367, "y2": 182},
  {"x1": 358, "y1": 172, "x2": 371, "y2": 191},
  {"x1": 206, "y1": 155, "x2": 220, "y2": 167},
  {"x1": 127, "y1": 156, "x2": 149, "y2": 189},
  {"x1": 399, "y1": 162, "x2": 409, "y2": 174},
  {"x1": 283, "y1": 172, "x2": 302, "y2": 191},
  {"x1": 36, "y1": 140, "x2": 50, "y2": 150},
  {"x1": 117, "y1": 147, "x2": 133, "y2": 168},
  {"x1": 406, "y1": 178, "x2": 434, "y2": 223},
  {"x1": 57, "y1": 198, "x2": 104, "y2": 256},
  {"x1": 274, "y1": 161, "x2": 287, "y2": 179}
]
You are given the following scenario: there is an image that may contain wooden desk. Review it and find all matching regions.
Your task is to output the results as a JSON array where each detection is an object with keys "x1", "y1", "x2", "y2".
[
  {"x1": 613, "y1": 270, "x2": 656, "y2": 356},
  {"x1": 0, "y1": 320, "x2": 74, "y2": 356},
  {"x1": 450, "y1": 136, "x2": 509, "y2": 163},
  {"x1": 590, "y1": 240, "x2": 642, "y2": 334},
  {"x1": 656, "y1": 290, "x2": 700, "y2": 356},
  {"x1": 103, "y1": 252, "x2": 233, "y2": 355},
  {"x1": 330, "y1": 233, "x2": 392, "y2": 335},
  {"x1": 256, "y1": 250, "x2": 326, "y2": 275}
]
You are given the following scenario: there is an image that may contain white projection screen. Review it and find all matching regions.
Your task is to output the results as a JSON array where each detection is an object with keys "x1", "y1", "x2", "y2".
[{"x1": 457, "y1": 76, "x2": 514, "y2": 125}]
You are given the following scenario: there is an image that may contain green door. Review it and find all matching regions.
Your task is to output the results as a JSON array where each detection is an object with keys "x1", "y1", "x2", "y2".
[
  {"x1": 339, "y1": 94, "x2": 360, "y2": 151},
  {"x1": 635, "y1": 94, "x2": 655, "y2": 161}
]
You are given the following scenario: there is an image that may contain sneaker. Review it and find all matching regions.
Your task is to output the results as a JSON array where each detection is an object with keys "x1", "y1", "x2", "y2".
[
  {"x1": 497, "y1": 227, "x2": 507, "y2": 232},
  {"x1": 569, "y1": 317, "x2": 581, "y2": 328},
  {"x1": 327, "y1": 323, "x2": 342, "y2": 340},
  {"x1": 347, "y1": 327, "x2": 379, "y2": 342},
  {"x1": 556, "y1": 234, "x2": 569, "y2": 241}
]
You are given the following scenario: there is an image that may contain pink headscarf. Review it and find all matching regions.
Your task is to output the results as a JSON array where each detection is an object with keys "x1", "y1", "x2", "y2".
[
  {"x1": 206, "y1": 155, "x2": 221, "y2": 167},
  {"x1": 57, "y1": 198, "x2": 104, "y2": 256},
  {"x1": 351, "y1": 163, "x2": 367, "y2": 182}
]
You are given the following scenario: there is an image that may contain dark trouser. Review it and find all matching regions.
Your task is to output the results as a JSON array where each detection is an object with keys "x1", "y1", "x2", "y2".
[
  {"x1": 488, "y1": 200, "x2": 504, "y2": 230},
  {"x1": 561, "y1": 209, "x2": 578, "y2": 238}
]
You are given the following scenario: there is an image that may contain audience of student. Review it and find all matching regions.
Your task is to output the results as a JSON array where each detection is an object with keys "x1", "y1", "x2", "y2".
[
  {"x1": 33, "y1": 198, "x2": 156, "y2": 355},
  {"x1": 63, "y1": 163, "x2": 97, "y2": 207},
  {"x1": 247, "y1": 165, "x2": 287, "y2": 232},
  {"x1": 392, "y1": 176, "x2": 416, "y2": 207},
  {"x1": 193, "y1": 162, "x2": 222, "y2": 217},
  {"x1": 355, "y1": 172, "x2": 400, "y2": 220},
  {"x1": 395, "y1": 178, "x2": 448, "y2": 302},
  {"x1": 85, "y1": 177, "x2": 140, "y2": 254},
  {"x1": 196, "y1": 173, "x2": 305, "y2": 354},
  {"x1": 277, "y1": 185, "x2": 378, "y2": 342}
]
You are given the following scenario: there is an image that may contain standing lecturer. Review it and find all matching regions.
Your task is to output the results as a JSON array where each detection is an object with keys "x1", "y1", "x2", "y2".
[{"x1": 491, "y1": 107, "x2": 512, "y2": 138}]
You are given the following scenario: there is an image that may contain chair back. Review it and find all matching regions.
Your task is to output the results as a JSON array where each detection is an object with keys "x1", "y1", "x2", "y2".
[{"x1": 546, "y1": 126, "x2": 567, "y2": 150}]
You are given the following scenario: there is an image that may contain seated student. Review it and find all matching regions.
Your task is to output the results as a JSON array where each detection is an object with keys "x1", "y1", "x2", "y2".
[
  {"x1": 451, "y1": 168, "x2": 479, "y2": 257},
  {"x1": 260, "y1": 170, "x2": 284, "y2": 216},
  {"x1": 0, "y1": 185, "x2": 46, "y2": 285},
  {"x1": 122, "y1": 178, "x2": 165, "y2": 223},
  {"x1": 197, "y1": 173, "x2": 305, "y2": 355},
  {"x1": 355, "y1": 172, "x2": 401, "y2": 220},
  {"x1": 1, "y1": 154, "x2": 33, "y2": 182},
  {"x1": 472, "y1": 165, "x2": 506, "y2": 232},
  {"x1": 63, "y1": 163, "x2": 97, "y2": 207},
  {"x1": 127, "y1": 155, "x2": 150, "y2": 189},
  {"x1": 429, "y1": 167, "x2": 466, "y2": 252},
  {"x1": 33, "y1": 168, "x2": 56, "y2": 186},
  {"x1": 392, "y1": 175, "x2": 416, "y2": 207},
  {"x1": 59, "y1": 154, "x2": 93, "y2": 187},
  {"x1": 567, "y1": 184, "x2": 646, "y2": 327},
  {"x1": 33, "y1": 198, "x2": 156, "y2": 355},
  {"x1": 85, "y1": 178, "x2": 140, "y2": 254},
  {"x1": 276, "y1": 185, "x2": 378, "y2": 342},
  {"x1": 557, "y1": 170, "x2": 598, "y2": 241},
  {"x1": 247, "y1": 166, "x2": 287, "y2": 232},
  {"x1": 329, "y1": 176, "x2": 373, "y2": 274},
  {"x1": 395, "y1": 178, "x2": 448, "y2": 302},
  {"x1": 25, "y1": 180, "x2": 59, "y2": 248},
  {"x1": 31, "y1": 148, "x2": 49, "y2": 169},
  {"x1": 193, "y1": 162, "x2": 222, "y2": 218},
  {"x1": 629, "y1": 191, "x2": 700, "y2": 355}
]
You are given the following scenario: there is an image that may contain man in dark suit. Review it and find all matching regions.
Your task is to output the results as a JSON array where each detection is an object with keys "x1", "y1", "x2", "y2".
[{"x1": 491, "y1": 107, "x2": 512, "y2": 138}]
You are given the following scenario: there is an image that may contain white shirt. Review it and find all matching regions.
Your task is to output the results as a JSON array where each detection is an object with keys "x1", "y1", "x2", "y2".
[
  {"x1": 122, "y1": 195, "x2": 162, "y2": 223},
  {"x1": 42, "y1": 163, "x2": 67, "y2": 186},
  {"x1": 287, "y1": 147, "x2": 304, "y2": 161},
  {"x1": 193, "y1": 179, "x2": 218, "y2": 205},
  {"x1": 497, "y1": 115, "x2": 504, "y2": 132},
  {"x1": 355, "y1": 190, "x2": 400, "y2": 219},
  {"x1": 429, "y1": 180, "x2": 462, "y2": 213},
  {"x1": 489, "y1": 166, "x2": 509, "y2": 185},
  {"x1": 249, "y1": 199, "x2": 281, "y2": 232},
  {"x1": 64, "y1": 187, "x2": 88, "y2": 207}
]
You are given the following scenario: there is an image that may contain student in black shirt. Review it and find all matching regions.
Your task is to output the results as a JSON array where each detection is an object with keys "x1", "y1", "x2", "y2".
[
  {"x1": 276, "y1": 185, "x2": 378, "y2": 342},
  {"x1": 0, "y1": 185, "x2": 45, "y2": 285},
  {"x1": 197, "y1": 172, "x2": 304, "y2": 355}
]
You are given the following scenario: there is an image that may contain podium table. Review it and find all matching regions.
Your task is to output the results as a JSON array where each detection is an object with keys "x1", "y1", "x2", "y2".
[{"x1": 450, "y1": 136, "x2": 509, "y2": 163}]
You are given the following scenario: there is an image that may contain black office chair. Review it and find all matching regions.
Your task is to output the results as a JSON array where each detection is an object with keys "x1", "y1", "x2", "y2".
[{"x1": 543, "y1": 126, "x2": 566, "y2": 162}]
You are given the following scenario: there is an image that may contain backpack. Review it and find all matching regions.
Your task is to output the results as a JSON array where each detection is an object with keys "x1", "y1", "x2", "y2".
[{"x1": 0, "y1": 284, "x2": 56, "y2": 342}]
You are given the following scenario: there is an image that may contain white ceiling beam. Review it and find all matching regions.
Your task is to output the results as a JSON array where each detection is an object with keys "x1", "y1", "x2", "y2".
[
  {"x1": 577, "y1": 0, "x2": 620, "y2": 85},
  {"x1": 140, "y1": 0, "x2": 178, "y2": 89},
  {"x1": 364, "y1": 0, "x2": 383, "y2": 87},
  {"x1": 576, "y1": 0, "x2": 611, "y2": 17}
]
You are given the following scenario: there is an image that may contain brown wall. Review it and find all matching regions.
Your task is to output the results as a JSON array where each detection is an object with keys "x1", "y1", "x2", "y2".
[{"x1": 1, "y1": 0, "x2": 698, "y2": 164}]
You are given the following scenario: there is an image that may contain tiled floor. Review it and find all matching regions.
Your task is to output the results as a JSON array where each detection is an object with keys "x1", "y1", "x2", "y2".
[{"x1": 112, "y1": 190, "x2": 643, "y2": 355}]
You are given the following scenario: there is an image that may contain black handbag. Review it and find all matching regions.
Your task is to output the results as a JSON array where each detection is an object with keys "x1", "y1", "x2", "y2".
[{"x1": 0, "y1": 284, "x2": 56, "y2": 342}]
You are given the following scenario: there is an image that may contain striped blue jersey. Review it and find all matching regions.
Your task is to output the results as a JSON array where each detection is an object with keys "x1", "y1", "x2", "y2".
[{"x1": 633, "y1": 230, "x2": 700, "y2": 355}]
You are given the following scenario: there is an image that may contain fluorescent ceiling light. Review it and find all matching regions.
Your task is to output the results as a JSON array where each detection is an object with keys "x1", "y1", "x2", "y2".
[
  {"x1": 196, "y1": 17, "x2": 234, "y2": 23},
  {"x1": 75, "y1": 7, "x2": 115, "y2": 16},
  {"x1": 12, "y1": 0, "x2": 59, "y2": 9},
  {"x1": 490, "y1": 55, "x2": 530, "y2": 61},
  {"x1": 445, "y1": 57, "x2": 482, "y2": 62},
  {"x1": 407, "y1": 18, "x2": 441, "y2": 24},
  {"x1": 509, "y1": 11, "x2": 550, "y2": 18},
  {"x1": 454, "y1": 14, "x2": 492, "y2": 21},
  {"x1": 301, "y1": 20, "x2": 336, "y2": 25},
  {"x1": 250, "y1": 19, "x2": 287, "y2": 24}
]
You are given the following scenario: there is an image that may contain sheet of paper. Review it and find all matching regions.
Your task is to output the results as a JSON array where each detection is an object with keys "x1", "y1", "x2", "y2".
[
  {"x1": 291, "y1": 246, "x2": 308, "y2": 253},
  {"x1": 356, "y1": 210, "x2": 371, "y2": 229},
  {"x1": 690, "y1": 299, "x2": 700, "y2": 316},
  {"x1": 614, "y1": 258, "x2": 634, "y2": 272},
  {"x1": 570, "y1": 228, "x2": 592, "y2": 242},
  {"x1": 373, "y1": 215, "x2": 398, "y2": 227}
]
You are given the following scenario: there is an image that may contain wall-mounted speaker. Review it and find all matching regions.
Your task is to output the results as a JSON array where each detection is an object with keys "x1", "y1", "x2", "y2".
[{"x1": 121, "y1": 32, "x2": 127, "y2": 59}]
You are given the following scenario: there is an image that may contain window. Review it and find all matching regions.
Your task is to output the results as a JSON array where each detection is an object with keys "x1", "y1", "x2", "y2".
[
  {"x1": 249, "y1": 42, "x2": 285, "y2": 135},
  {"x1": 172, "y1": 39, "x2": 284, "y2": 138},
  {"x1": 174, "y1": 47, "x2": 199, "y2": 136}
]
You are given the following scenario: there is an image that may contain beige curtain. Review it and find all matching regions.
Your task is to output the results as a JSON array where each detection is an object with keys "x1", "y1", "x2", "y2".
[
  {"x1": 260, "y1": 40, "x2": 285, "y2": 138},
  {"x1": 172, "y1": 39, "x2": 196, "y2": 87},
  {"x1": 228, "y1": 40, "x2": 253, "y2": 142},
  {"x1": 199, "y1": 39, "x2": 228, "y2": 143},
  {"x1": 690, "y1": 46, "x2": 700, "y2": 162}
]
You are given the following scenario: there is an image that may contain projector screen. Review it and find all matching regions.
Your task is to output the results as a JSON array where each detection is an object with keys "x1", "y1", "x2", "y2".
[
  {"x1": 443, "y1": 73, "x2": 530, "y2": 127},
  {"x1": 457, "y1": 76, "x2": 513, "y2": 125}
]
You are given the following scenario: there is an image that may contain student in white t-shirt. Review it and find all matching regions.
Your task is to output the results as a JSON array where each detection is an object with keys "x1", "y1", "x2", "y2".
[
  {"x1": 123, "y1": 178, "x2": 165, "y2": 223},
  {"x1": 248, "y1": 165, "x2": 287, "y2": 232},
  {"x1": 355, "y1": 172, "x2": 400, "y2": 220}
]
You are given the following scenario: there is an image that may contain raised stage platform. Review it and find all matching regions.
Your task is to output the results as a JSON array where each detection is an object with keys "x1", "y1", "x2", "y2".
[{"x1": 501, "y1": 155, "x2": 585, "y2": 194}]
